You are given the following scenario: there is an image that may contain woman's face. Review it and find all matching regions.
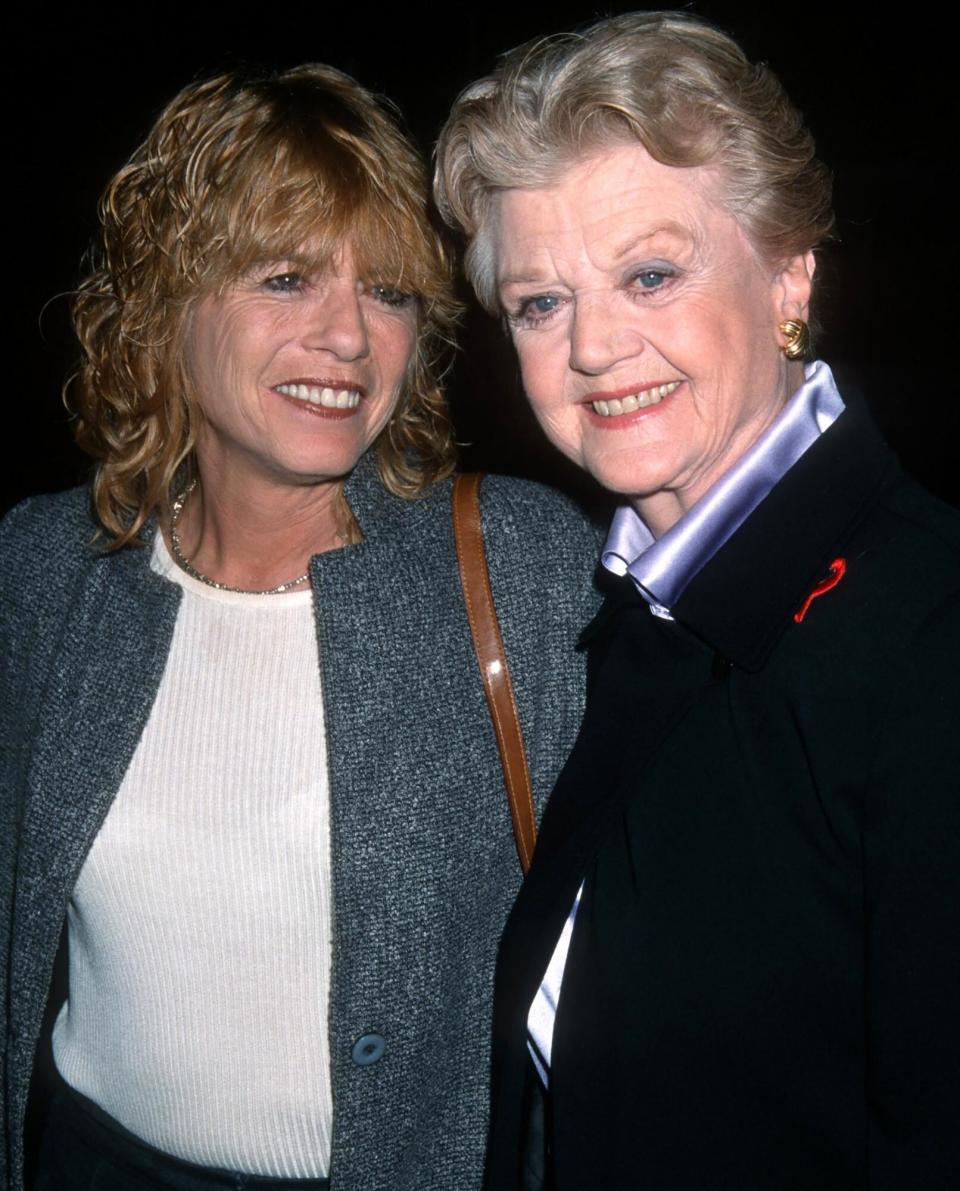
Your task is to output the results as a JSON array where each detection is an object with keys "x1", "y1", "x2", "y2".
[
  {"x1": 494, "y1": 145, "x2": 813, "y2": 534},
  {"x1": 186, "y1": 244, "x2": 417, "y2": 495}
]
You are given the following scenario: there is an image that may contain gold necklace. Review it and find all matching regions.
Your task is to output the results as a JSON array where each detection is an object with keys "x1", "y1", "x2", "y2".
[{"x1": 169, "y1": 482, "x2": 310, "y2": 595}]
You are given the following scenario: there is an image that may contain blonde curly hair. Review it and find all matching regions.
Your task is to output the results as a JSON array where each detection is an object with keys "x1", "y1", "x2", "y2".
[{"x1": 70, "y1": 64, "x2": 459, "y2": 547}]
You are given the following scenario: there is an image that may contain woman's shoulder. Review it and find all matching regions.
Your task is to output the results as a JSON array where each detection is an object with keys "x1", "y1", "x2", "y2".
[
  {"x1": 829, "y1": 382, "x2": 959, "y2": 596},
  {"x1": 387, "y1": 470, "x2": 602, "y2": 580},
  {"x1": 846, "y1": 472, "x2": 960, "y2": 635},
  {"x1": 878, "y1": 476, "x2": 960, "y2": 575},
  {"x1": 471, "y1": 475, "x2": 603, "y2": 628},
  {"x1": 2, "y1": 482, "x2": 101, "y2": 554},
  {"x1": 1, "y1": 484, "x2": 97, "y2": 548},
  {"x1": 0, "y1": 486, "x2": 106, "y2": 609},
  {"x1": 396, "y1": 471, "x2": 602, "y2": 622},
  {"x1": 475, "y1": 473, "x2": 602, "y2": 560}
]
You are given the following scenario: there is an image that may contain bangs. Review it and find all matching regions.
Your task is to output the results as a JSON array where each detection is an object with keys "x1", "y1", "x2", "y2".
[{"x1": 198, "y1": 121, "x2": 445, "y2": 305}]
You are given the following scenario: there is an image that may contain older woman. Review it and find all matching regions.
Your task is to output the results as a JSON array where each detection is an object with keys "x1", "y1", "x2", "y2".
[
  {"x1": 436, "y1": 12, "x2": 960, "y2": 1189},
  {"x1": 0, "y1": 66, "x2": 599, "y2": 1191}
]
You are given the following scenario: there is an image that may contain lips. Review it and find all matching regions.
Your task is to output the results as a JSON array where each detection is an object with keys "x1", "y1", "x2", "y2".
[
  {"x1": 273, "y1": 380, "x2": 364, "y2": 410},
  {"x1": 588, "y1": 380, "x2": 682, "y2": 417}
]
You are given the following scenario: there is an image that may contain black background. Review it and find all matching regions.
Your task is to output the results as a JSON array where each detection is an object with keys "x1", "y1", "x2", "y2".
[{"x1": 9, "y1": 1, "x2": 958, "y2": 515}]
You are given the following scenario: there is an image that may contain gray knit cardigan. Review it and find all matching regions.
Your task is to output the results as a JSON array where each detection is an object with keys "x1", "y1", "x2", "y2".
[{"x1": 0, "y1": 457, "x2": 600, "y2": 1190}]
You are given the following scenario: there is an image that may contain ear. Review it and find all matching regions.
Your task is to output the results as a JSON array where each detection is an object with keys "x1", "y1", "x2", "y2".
[{"x1": 774, "y1": 251, "x2": 815, "y2": 321}]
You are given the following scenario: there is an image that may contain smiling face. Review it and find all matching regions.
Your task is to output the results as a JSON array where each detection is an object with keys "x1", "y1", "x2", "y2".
[
  {"x1": 495, "y1": 144, "x2": 813, "y2": 535},
  {"x1": 185, "y1": 243, "x2": 417, "y2": 499}
]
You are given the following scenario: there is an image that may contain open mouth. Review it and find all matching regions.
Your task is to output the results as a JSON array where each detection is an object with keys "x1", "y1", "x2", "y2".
[
  {"x1": 590, "y1": 380, "x2": 682, "y2": 417},
  {"x1": 274, "y1": 383, "x2": 362, "y2": 410}
]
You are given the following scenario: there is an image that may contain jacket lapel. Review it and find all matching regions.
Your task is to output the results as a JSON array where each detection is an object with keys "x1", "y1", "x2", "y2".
[
  {"x1": 488, "y1": 589, "x2": 710, "y2": 1185},
  {"x1": 675, "y1": 399, "x2": 898, "y2": 671}
]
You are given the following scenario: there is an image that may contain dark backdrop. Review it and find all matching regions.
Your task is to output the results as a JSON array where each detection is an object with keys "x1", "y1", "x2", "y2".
[{"x1": 9, "y1": 1, "x2": 957, "y2": 516}]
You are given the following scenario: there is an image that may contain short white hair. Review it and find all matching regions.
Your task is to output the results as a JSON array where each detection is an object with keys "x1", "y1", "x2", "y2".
[{"x1": 435, "y1": 11, "x2": 833, "y2": 313}]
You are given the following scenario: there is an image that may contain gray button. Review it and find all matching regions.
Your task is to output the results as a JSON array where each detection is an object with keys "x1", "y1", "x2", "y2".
[{"x1": 351, "y1": 1033, "x2": 386, "y2": 1066}]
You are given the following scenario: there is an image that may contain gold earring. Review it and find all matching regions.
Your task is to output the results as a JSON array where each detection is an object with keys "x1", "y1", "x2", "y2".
[{"x1": 779, "y1": 319, "x2": 810, "y2": 361}]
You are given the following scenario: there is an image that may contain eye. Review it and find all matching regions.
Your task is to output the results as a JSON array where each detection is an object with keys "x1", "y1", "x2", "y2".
[
  {"x1": 627, "y1": 263, "x2": 679, "y2": 296},
  {"x1": 369, "y1": 284, "x2": 415, "y2": 308},
  {"x1": 528, "y1": 295, "x2": 561, "y2": 315},
  {"x1": 509, "y1": 293, "x2": 565, "y2": 328},
  {"x1": 261, "y1": 271, "x2": 306, "y2": 294}
]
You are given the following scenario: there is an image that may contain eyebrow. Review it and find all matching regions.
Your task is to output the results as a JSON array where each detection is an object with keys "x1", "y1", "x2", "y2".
[
  {"x1": 498, "y1": 271, "x2": 550, "y2": 289},
  {"x1": 497, "y1": 221, "x2": 698, "y2": 291},
  {"x1": 609, "y1": 222, "x2": 697, "y2": 259}
]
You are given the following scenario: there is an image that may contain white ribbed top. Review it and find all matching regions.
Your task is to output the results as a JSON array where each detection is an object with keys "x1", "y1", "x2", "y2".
[{"x1": 52, "y1": 532, "x2": 333, "y2": 1177}]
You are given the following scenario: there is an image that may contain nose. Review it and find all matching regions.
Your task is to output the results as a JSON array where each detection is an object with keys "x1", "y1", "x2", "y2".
[
  {"x1": 568, "y1": 292, "x2": 644, "y2": 376},
  {"x1": 301, "y1": 281, "x2": 369, "y2": 361}
]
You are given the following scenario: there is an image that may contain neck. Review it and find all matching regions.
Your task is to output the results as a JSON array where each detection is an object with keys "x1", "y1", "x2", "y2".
[
  {"x1": 634, "y1": 359, "x2": 807, "y2": 539},
  {"x1": 166, "y1": 469, "x2": 357, "y2": 592}
]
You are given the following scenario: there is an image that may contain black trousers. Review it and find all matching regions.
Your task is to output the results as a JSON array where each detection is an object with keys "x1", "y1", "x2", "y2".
[{"x1": 34, "y1": 1080, "x2": 331, "y2": 1191}]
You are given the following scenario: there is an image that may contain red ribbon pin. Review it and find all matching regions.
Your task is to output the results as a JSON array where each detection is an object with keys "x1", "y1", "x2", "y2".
[{"x1": 793, "y1": 557, "x2": 847, "y2": 623}]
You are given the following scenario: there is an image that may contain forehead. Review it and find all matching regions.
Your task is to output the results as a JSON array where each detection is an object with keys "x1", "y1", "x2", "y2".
[{"x1": 494, "y1": 144, "x2": 734, "y2": 279}]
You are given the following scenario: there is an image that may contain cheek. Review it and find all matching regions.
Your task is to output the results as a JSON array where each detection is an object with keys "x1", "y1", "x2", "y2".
[
  {"x1": 661, "y1": 287, "x2": 773, "y2": 384},
  {"x1": 395, "y1": 326, "x2": 418, "y2": 386},
  {"x1": 374, "y1": 316, "x2": 417, "y2": 392},
  {"x1": 534, "y1": 406, "x2": 579, "y2": 451},
  {"x1": 187, "y1": 306, "x2": 251, "y2": 404},
  {"x1": 515, "y1": 335, "x2": 564, "y2": 408},
  {"x1": 659, "y1": 292, "x2": 730, "y2": 361},
  {"x1": 517, "y1": 369, "x2": 582, "y2": 458},
  {"x1": 183, "y1": 320, "x2": 220, "y2": 413}
]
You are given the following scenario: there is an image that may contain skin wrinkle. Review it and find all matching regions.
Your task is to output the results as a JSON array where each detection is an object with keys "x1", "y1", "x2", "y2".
[
  {"x1": 497, "y1": 222, "x2": 701, "y2": 289},
  {"x1": 495, "y1": 145, "x2": 813, "y2": 537}
]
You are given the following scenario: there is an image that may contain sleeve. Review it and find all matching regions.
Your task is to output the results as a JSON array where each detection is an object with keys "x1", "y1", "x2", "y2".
[
  {"x1": 0, "y1": 500, "x2": 34, "y2": 1177},
  {"x1": 865, "y1": 591, "x2": 960, "y2": 1189},
  {"x1": 0, "y1": 501, "x2": 33, "y2": 937}
]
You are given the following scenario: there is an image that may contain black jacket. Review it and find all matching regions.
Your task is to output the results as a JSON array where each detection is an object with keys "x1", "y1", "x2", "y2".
[{"x1": 487, "y1": 400, "x2": 960, "y2": 1191}]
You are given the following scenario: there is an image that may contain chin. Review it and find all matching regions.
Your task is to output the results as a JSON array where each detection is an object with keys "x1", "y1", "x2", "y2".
[{"x1": 582, "y1": 454, "x2": 672, "y2": 503}]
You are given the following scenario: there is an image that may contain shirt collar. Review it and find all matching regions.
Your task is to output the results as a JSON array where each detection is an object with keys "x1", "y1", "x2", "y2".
[{"x1": 601, "y1": 360, "x2": 846, "y2": 614}]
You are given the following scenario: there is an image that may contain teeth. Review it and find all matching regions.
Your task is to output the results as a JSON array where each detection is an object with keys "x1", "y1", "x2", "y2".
[
  {"x1": 276, "y1": 384, "x2": 361, "y2": 409},
  {"x1": 591, "y1": 380, "x2": 680, "y2": 417}
]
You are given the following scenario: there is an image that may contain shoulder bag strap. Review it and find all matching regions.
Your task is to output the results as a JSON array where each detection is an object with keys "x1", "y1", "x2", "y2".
[{"x1": 452, "y1": 472, "x2": 537, "y2": 873}]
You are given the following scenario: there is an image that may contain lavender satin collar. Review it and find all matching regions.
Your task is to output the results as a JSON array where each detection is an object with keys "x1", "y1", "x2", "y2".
[{"x1": 601, "y1": 360, "x2": 846, "y2": 614}]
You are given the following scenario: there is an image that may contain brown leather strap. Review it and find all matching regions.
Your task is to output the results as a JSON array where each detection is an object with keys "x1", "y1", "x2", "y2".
[{"x1": 452, "y1": 472, "x2": 537, "y2": 873}]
